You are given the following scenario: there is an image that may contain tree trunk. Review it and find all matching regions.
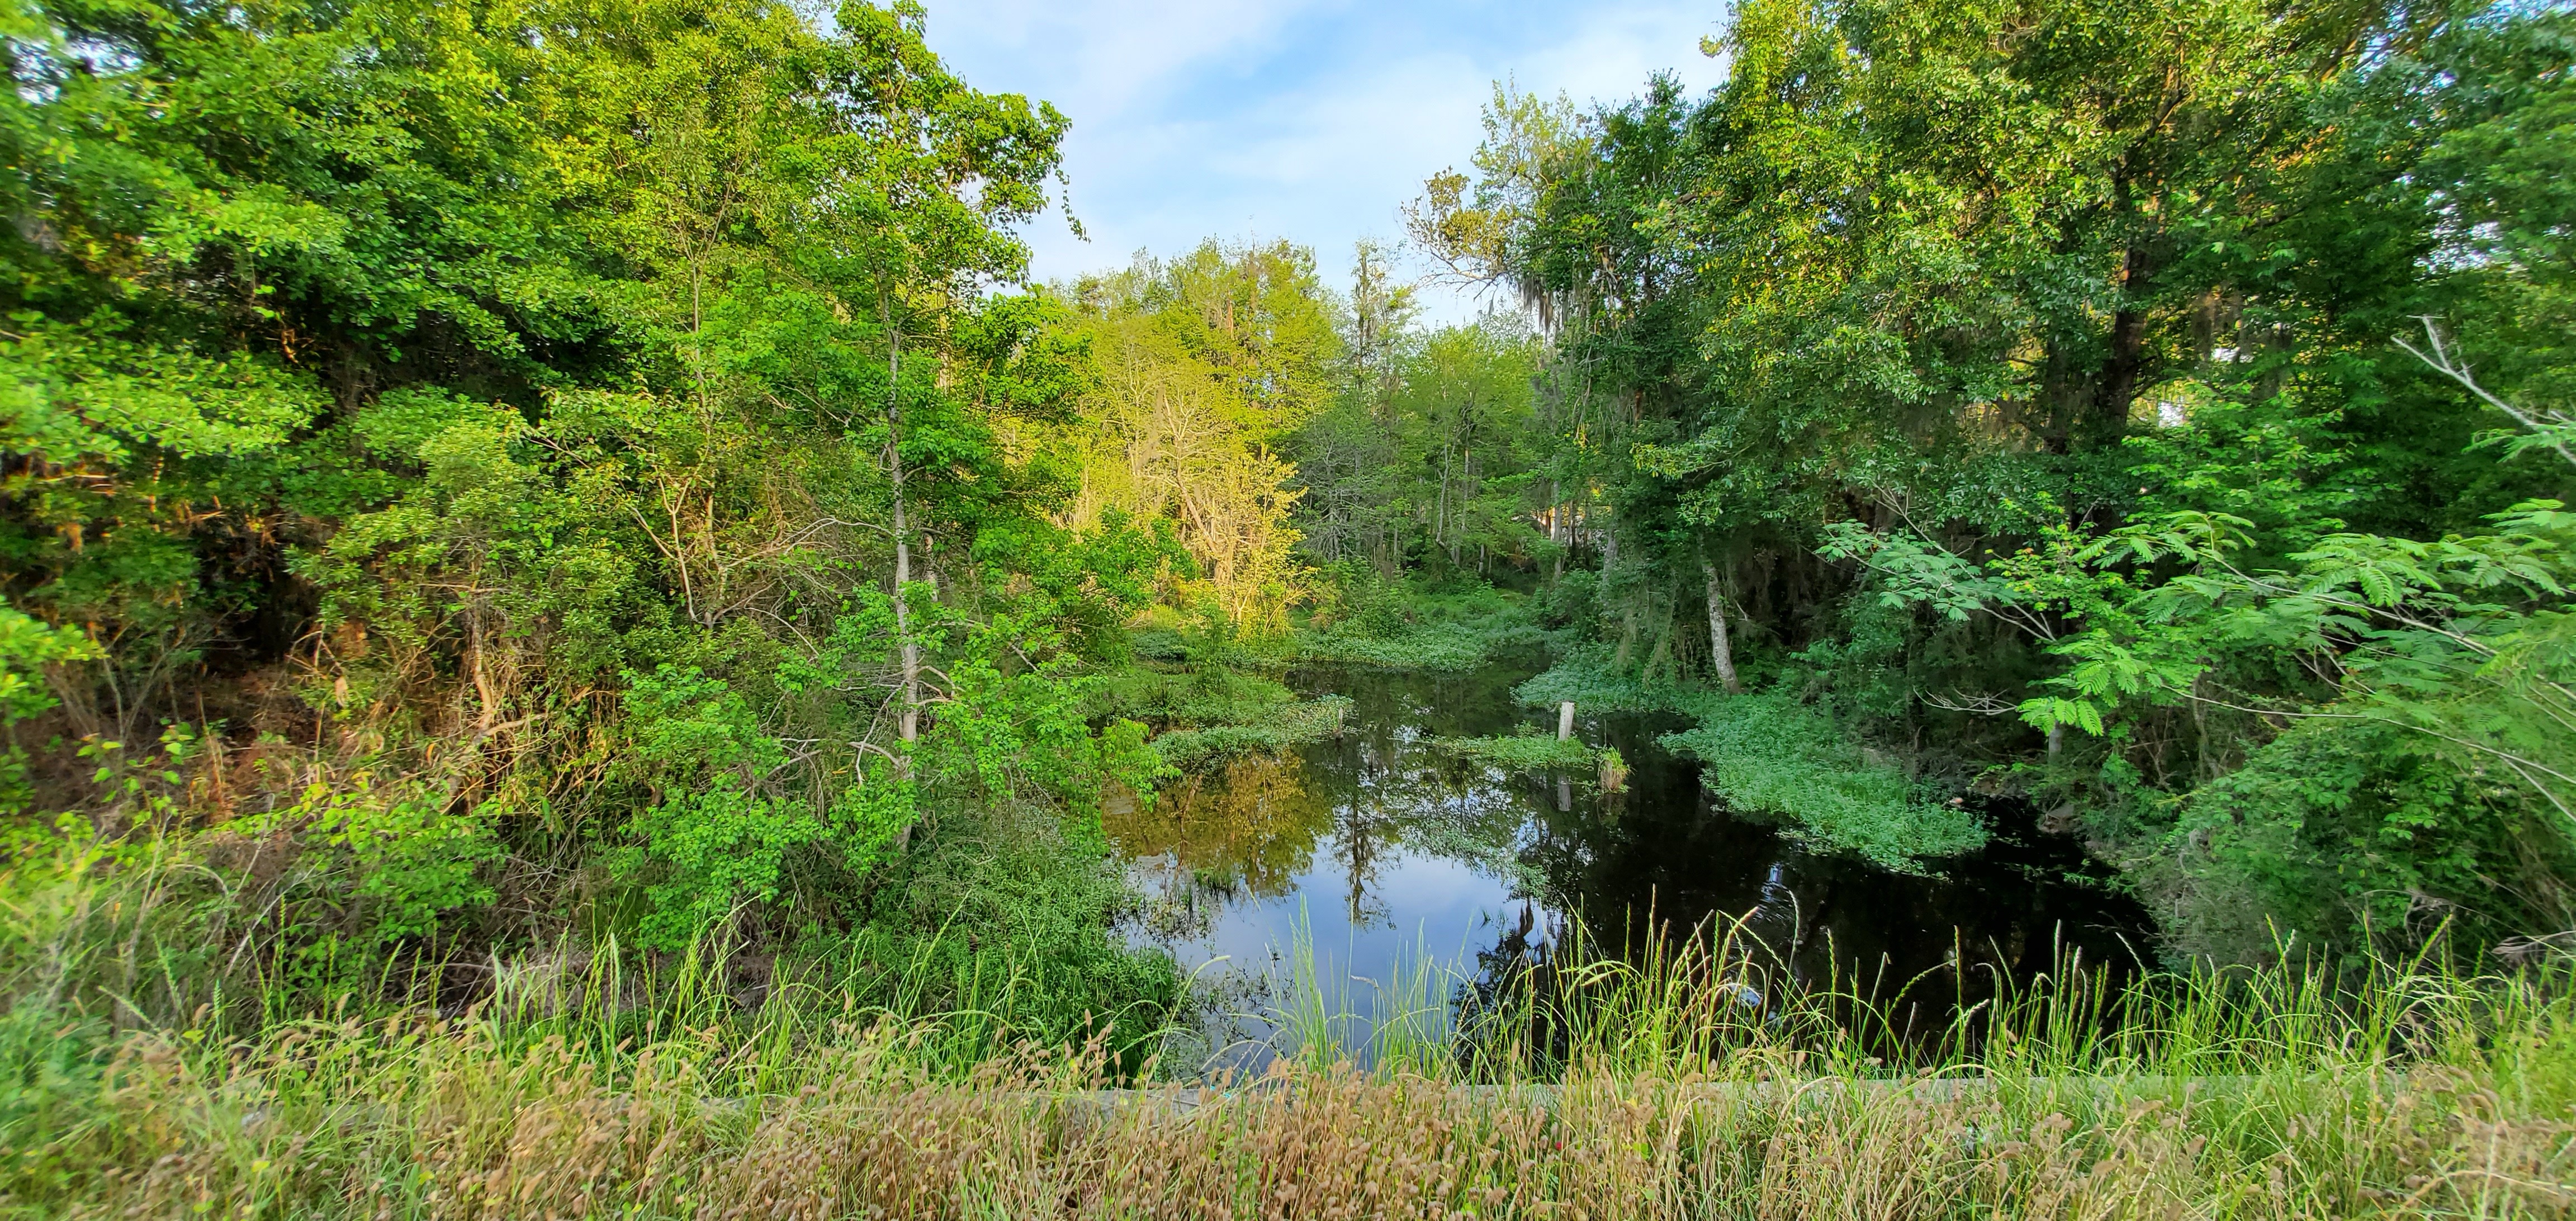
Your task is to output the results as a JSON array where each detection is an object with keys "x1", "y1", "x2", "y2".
[
  {"x1": 887, "y1": 319, "x2": 919, "y2": 760},
  {"x1": 1547, "y1": 481, "x2": 1563, "y2": 584},
  {"x1": 468, "y1": 608, "x2": 502, "y2": 735},
  {"x1": 2092, "y1": 242, "x2": 2154, "y2": 448},
  {"x1": 1434, "y1": 427, "x2": 1452, "y2": 561},
  {"x1": 1703, "y1": 560, "x2": 1741, "y2": 694},
  {"x1": 1453, "y1": 410, "x2": 1472, "y2": 568}
]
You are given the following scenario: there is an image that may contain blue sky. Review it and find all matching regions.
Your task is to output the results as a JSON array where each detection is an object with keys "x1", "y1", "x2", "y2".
[{"x1": 920, "y1": 1, "x2": 1731, "y2": 318}]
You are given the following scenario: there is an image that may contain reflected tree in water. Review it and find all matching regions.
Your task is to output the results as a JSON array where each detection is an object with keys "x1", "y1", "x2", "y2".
[{"x1": 1104, "y1": 754, "x2": 1330, "y2": 897}]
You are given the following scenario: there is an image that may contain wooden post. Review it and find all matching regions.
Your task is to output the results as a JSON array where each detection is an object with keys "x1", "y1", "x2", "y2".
[{"x1": 1558, "y1": 701, "x2": 1576, "y2": 741}]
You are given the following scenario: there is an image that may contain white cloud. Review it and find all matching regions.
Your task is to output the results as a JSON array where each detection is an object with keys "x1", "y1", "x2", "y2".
[
  {"x1": 922, "y1": 1, "x2": 1730, "y2": 316},
  {"x1": 927, "y1": 0, "x2": 1327, "y2": 119}
]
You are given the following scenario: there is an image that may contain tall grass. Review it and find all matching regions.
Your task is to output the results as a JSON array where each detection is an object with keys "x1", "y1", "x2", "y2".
[
  {"x1": 1258, "y1": 912, "x2": 1459, "y2": 1078},
  {"x1": 10, "y1": 839, "x2": 2576, "y2": 1216}
]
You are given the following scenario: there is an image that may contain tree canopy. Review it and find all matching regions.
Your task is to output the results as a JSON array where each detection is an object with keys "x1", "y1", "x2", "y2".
[{"x1": 1407, "y1": 0, "x2": 2576, "y2": 958}]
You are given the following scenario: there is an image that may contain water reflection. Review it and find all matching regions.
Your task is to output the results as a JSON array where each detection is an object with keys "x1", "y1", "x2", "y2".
[
  {"x1": 1114, "y1": 655, "x2": 2153, "y2": 1059},
  {"x1": 1106, "y1": 753, "x2": 1329, "y2": 900}
]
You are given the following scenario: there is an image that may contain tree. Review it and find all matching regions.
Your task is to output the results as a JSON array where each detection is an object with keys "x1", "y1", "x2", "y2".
[
  {"x1": 0, "y1": 0, "x2": 1173, "y2": 973},
  {"x1": 1062, "y1": 240, "x2": 1339, "y2": 632},
  {"x1": 1410, "y1": 0, "x2": 2576, "y2": 951}
]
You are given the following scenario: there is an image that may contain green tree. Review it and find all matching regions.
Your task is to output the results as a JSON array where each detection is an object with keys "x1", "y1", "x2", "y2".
[
  {"x1": 1413, "y1": 0, "x2": 2576, "y2": 948},
  {"x1": 1060, "y1": 240, "x2": 1341, "y2": 632},
  {"x1": 0, "y1": 0, "x2": 1176, "y2": 986}
]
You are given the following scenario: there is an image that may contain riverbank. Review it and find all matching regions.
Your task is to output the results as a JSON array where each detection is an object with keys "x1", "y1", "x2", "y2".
[
  {"x1": 1102, "y1": 627, "x2": 2154, "y2": 1067},
  {"x1": 6, "y1": 777, "x2": 2561, "y2": 1215},
  {"x1": 7, "y1": 595, "x2": 2546, "y2": 1217},
  {"x1": 8, "y1": 945, "x2": 2572, "y2": 1218}
]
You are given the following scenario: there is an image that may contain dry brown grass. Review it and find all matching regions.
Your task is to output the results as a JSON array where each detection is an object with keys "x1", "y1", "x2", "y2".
[
  {"x1": 16, "y1": 837, "x2": 2576, "y2": 1218},
  {"x1": 26, "y1": 1014, "x2": 2576, "y2": 1220}
]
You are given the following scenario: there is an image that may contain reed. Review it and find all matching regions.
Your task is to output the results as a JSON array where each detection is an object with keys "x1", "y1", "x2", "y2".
[{"x1": 8, "y1": 841, "x2": 2576, "y2": 1217}]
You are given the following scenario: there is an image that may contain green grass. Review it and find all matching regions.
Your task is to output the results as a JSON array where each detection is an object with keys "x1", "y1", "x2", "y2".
[
  {"x1": 1147, "y1": 695, "x2": 1353, "y2": 769},
  {"x1": 4, "y1": 802, "x2": 2574, "y2": 1216},
  {"x1": 9, "y1": 882, "x2": 2576, "y2": 1217},
  {"x1": 10, "y1": 641, "x2": 2574, "y2": 1214},
  {"x1": 1424, "y1": 731, "x2": 1600, "y2": 774}
]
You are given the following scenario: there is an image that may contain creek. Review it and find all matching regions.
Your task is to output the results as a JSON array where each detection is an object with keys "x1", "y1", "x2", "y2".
[{"x1": 1106, "y1": 652, "x2": 2153, "y2": 1053}]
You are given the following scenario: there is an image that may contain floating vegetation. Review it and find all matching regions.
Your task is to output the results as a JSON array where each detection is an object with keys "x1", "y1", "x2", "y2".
[
  {"x1": 1423, "y1": 731, "x2": 1600, "y2": 774},
  {"x1": 1149, "y1": 695, "x2": 1355, "y2": 770}
]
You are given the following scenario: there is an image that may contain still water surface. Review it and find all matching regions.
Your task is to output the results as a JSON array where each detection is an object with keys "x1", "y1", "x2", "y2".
[{"x1": 1105, "y1": 655, "x2": 2151, "y2": 1047}]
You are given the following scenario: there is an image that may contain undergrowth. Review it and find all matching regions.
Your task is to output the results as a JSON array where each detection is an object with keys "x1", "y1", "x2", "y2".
[
  {"x1": 1148, "y1": 696, "x2": 1354, "y2": 770},
  {"x1": 1658, "y1": 694, "x2": 1986, "y2": 869},
  {"x1": 1092, "y1": 638, "x2": 1356, "y2": 770},
  {"x1": 1297, "y1": 574, "x2": 1548, "y2": 673}
]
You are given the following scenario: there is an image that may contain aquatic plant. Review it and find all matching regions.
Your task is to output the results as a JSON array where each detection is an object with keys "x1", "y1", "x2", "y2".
[
  {"x1": 1597, "y1": 746, "x2": 1628, "y2": 793},
  {"x1": 1424, "y1": 732, "x2": 1599, "y2": 774},
  {"x1": 1297, "y1": 620, "x2": 1501, "y2": 671},
  {"x1": 1149, "y1": 697, "x2": 1354, "y2": 770},
  {"x1": 1659, "y1": 694, "x2": 1985, "y2": 870},
  {"x1": 1519, "y1": 653, "x2": 1983, "y2": 869}
]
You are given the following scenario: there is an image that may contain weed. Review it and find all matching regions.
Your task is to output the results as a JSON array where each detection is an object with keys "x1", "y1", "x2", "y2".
[{"x1": 8, "y1": 914, "x2": 2576, "y2": 1217}]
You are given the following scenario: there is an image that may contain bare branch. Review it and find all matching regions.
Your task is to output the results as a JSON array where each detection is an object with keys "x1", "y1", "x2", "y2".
[
  {"x1": 2397, "y1": 317, "x2": 2576, "y2": 471},
  {"x1": 1920, "y1": 690, "x2": 2023, "y2": 717}
]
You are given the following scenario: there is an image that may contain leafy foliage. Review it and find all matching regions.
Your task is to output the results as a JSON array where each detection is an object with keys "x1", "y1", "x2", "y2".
[
  {"x1": 0, "y1": 0, "x2": 1182, "y2": 1012},
  {"x1": 1660, "y1": 693, "x2": 1986, "y2": 870},
  {"x1": 1410, "y1": 0, "x2": 2576, "y2": 954}
]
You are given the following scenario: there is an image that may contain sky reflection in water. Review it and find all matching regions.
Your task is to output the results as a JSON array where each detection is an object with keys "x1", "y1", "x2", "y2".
[{"x1": 1105, "y1": 657, "x2": 2154, "y2": 1056}]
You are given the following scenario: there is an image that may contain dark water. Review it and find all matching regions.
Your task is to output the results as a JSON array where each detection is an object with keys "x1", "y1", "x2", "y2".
[{"x1": 1106, "y1": 655, "x2": 2152, "y2": 1043}]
